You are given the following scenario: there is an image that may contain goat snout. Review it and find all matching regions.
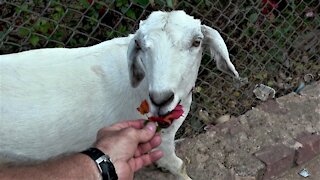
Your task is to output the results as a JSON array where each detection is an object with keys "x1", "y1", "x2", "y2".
[{"x1": 149, "y1": 90, "x2": 174, "y2": 107}]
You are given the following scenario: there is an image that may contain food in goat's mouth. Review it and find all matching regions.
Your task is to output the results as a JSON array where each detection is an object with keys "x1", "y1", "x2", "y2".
[{"x1": 137, "y1": 100, "x2": 184, "y2": 128}]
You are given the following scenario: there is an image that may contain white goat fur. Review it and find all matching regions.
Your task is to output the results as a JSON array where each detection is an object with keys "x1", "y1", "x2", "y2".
[{"x1": 0, "y1": 11, "x2": 238, "y2": 179}]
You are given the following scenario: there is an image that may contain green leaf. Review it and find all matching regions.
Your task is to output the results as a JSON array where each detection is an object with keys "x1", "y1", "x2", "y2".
[
  {"x1": 69, "y1": 39, "x2": 77, "y2": 46},
  {"x1": 116, "y1": 0, "x2": 128, "y2": 7},
  {"x1": 30, "y1": 35, "x2": 40, "y2": 46},
  {"x1": 18, "y1": 28, "x2": 29, "y2": 37},
  {"x1": 39, "y1": 21, "x2": 51, "y2": 34},
  {"x1": 80, "y1": 0, "x2": 90, "y2": 8},
  {"x1": 133, "y1": 0, "x2": 149, "y2": 6},
  {"x1": 267, "y1": 81, "x2": 274, "y2": 87},
  {"x1": 15, "y1": 4, "x2": 29, "y2": 13},
  {"x1": 126, "y1": 9, "x2": 136, "y2": 19},
  {"x1": 249, "y1": 13, "x2": 258, "y2": 24},
  {"x1": 79, "y1": 38, "x2": 86, "y2": 45},
  {"x1": 55, "y1": 6, "x2": 64, "y2": 13},
  {"x1": 52, "y1": 31, "x2": 64, "y2": 41},
  {"x1": 166, "y1": 0, "x2": 174, "y2": 8},
  {"x1": 51, "y1": 5, "x2": 65, "y2": 21},
  {"x1": 254, "y1": 72, "x2": 268, "y2": 80}
]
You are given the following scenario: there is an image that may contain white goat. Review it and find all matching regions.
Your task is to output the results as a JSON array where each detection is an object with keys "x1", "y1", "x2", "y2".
[{"x1": 0, "y1": 11, "x2": 239, "y2": 179}]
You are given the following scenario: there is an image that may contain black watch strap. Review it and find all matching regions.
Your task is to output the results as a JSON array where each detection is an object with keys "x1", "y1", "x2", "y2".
[{"x1": 82, "y1": 148, "x2": 118, "y2": 180}]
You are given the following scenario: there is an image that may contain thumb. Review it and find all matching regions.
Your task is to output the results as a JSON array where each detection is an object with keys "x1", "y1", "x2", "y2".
[{"x1": 136, "y1": 122, "x2": 157, "y2": 143}]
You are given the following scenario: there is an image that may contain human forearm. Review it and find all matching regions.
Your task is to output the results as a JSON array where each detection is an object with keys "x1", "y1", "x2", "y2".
[
  {"x1": 0, "y1": 121, "x2": 162, "y2": 180},
  {"x1": 0, "y1": 154, "x2": 100, "y2": 180}
]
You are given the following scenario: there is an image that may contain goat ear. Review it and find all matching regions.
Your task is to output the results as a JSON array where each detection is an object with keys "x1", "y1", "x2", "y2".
[
  {"x1": 201, "y1": 25, "x2": 239, "y2": 78},
  {"x1": 127, "y1": 34, "x2": 145, "y2": 88}
]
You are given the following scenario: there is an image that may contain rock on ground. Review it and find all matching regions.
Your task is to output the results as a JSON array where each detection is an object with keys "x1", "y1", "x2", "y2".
[{"x1": 135, "y1": 81, "x2": 320, "y2": 180}]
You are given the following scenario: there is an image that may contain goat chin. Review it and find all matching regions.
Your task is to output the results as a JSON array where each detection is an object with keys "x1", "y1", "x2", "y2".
[{"x1": 0, "y1": 10, "x2": 238, "y2": 179}]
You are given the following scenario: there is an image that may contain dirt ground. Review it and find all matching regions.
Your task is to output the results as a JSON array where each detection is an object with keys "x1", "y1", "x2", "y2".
[{"x1": 135, "y1": 81, "x2": 320, "y2": 180}]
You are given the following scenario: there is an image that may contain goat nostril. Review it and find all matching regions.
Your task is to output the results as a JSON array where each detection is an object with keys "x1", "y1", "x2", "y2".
[{"x1": 149, "y1": 90, "x2": 174, "y2": 107}]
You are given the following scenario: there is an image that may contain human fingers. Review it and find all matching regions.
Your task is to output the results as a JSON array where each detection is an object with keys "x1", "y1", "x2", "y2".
[
  {"x1": 134, "y1": 134, "x2": 161, "y2": 157},
  {"x1": 133, "y1": 122, "x2": 157, "y2": 143},
  {"x1": 96, "y1": 122, "x2": 157, "y2": 159},
  {"x1": 110, "y1": 119, "x2": 146, "y2": 130},
  {"x1": 130, "y1": 150, "x2": 164, "y2": 172},
  {"x1": 99, "y1": 119, "x2": 146, "y2": 134}
]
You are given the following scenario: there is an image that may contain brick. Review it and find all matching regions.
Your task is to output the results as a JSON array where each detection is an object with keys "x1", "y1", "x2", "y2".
[
  {"x1": 254, "y1": 144, "x2": 295, "y2": 180},
  {"x1": 295, "y1": 132, "x2": 320, "y2": 165},
  {"x1": 228, "y1": 168, "x2": 257, "y2": 180},
  {"x1": 257, "y1": 99, "x2": 288, "y2": 115},
  {"x1": 215, "y1": 118, "x2": 243, "y2": 135},
  {"x1": 234, "y1": 175, "x2": 256, "y2": 180}
]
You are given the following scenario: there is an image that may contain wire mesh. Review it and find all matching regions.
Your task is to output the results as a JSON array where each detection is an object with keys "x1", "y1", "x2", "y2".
[{"x1": 1, "y1": 0, "x2": 319, "y2": 138}]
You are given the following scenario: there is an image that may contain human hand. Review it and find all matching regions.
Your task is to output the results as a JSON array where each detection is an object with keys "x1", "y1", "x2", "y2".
[{"x1": 95, "y1": 120, "x2": 163, "y2": 180}]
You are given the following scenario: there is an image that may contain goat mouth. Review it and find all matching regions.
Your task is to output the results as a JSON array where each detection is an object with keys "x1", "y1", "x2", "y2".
[
  {"x1": 159, "y1": 100, "x2": 181, "y2": 117},
  {"x1": 159, "y1": 110, "x2": 174, "y2": 118},
  {"x1": 153, "y1": 104, "x2": 184, "y2": 128}
]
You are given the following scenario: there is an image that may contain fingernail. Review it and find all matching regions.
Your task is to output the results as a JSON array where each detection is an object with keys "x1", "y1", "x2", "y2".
[{"x1": 146, "y1": 122, "x2": 156, "y2": 132}]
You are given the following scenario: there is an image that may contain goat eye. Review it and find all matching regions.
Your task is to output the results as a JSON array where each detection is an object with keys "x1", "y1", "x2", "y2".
[
  {"x1": 135, "y1": 40, "x2": 141, "y2": 50},
  {"x1": 192, "y1": 39, "x2": 201, "y2": 47}
]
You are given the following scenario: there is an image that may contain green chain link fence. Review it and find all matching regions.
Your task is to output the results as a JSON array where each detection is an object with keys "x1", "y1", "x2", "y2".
[{"x1": 1, "y1": 0, "x2": 319, "y2": 137}]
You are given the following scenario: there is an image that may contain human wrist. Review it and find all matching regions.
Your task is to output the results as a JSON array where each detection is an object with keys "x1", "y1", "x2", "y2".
[
  {"x1": 77, "y1": 153, "x2": 102, "y2": 180},
  {"x1": 81, "y1": 148, "x2": 118, "y2": 180},
  {"x1": 95, "y1": 145, "x2": 115, "y2": 160}
]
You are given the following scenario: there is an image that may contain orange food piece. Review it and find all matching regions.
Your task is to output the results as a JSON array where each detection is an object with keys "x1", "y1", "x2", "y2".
[{"x1": 137, "y1": 99, "x2": 149, "y2": 115}]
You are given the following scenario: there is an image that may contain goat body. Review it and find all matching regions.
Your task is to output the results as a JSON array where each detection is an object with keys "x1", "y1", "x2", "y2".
[
  {"x1": 0, "y1": 36, "x2": 148, "y2": 162},
  {"x1": 0, "y1": 11, "x2": 239, "y2": 179}
]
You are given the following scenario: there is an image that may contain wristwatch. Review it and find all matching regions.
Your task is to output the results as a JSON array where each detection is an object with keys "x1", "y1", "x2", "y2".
[{"x1": 82, "y1": 148, "x2": 118, "y2": 180}]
